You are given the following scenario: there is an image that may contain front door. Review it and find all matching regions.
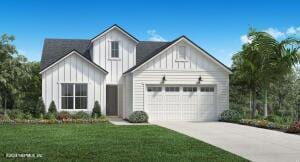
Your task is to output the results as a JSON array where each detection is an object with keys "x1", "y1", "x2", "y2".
[{"x1": 106, "y1": 85, "x2": 118, "y2": 116}]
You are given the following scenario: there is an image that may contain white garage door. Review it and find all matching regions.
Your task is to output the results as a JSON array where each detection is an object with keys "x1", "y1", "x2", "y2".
[{"x1": 146, "y1": 85, "x2": 216, "y2": 121}]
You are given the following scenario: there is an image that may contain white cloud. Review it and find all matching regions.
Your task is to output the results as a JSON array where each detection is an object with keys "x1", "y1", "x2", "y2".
[
  {"x1": 147, "y1": 30, "x2": 166, "y2": 41},
  {"x1": 264, "y1": 28, "x2": 285, "y2": 39},
  {"x1": 240, "y1": 35, "x2": 253, "y2": 44},
  {"x1": 240, "y1": 35, "x2": 248, "y2": 44},
  {"x1": 286, "y1": 26, "x2": 300, "y2": 35},
  {"x1": 240, "y1": 26, "x2": 300, "y2": 44},
  {"x1": 286, "y1": 27, "x2": 297, "y2": 34}
]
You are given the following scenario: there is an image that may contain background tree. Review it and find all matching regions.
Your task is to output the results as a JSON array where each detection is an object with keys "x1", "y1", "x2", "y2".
[
  {"x1": 0, "y1": 34, "x2": 41, "y2": 112},
  {"x1": 0, "y1": 34, "x2": 17, "y2": 110},
  {"x1": 231, "y1": 28, "x2": 300, "y2": 118}
]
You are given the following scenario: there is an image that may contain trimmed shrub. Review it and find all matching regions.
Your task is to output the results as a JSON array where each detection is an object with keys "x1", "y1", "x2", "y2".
[
  {"x1": 92, "y1": 101, "x2": 101, "y2": 118},
  {"x1": 220, "y1": 110, "x2": 241, "y2": 122},
  {"x1": 48, "y1": 101, "x2": 57, "y2": 113},
  {"x1": 128, "y1": 111, "x2": 148, "y2": 123},
  {"x1": 57, "y1": 111, "x2": 72, "y2": 120},
  {"x1": 287, "y1": 121, "x2": 300, "y2": 133},
  {"x1": 23, "y1": 113, "x2": 33, "y2": 120},
  {"x1": 7, "y1": 109, "x2": 24, "y2": 119},
  {"x1": 33, "y1": 97, "x2": 46, "y2": 118},
  {"x1": 73, "y1": 111, "x2": 90, "y2": 119},
  {"x1": 44, "y1": 113, "x2": 56, "y2": 120}
]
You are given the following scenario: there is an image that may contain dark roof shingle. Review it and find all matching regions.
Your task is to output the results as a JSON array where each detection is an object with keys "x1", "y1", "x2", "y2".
[
  {"x1": 40, "y1": 39, "x2": 169, "y2": 72},
  {"x1": 40, "y1": 36, "x2": 231, "y2": 74},
  {"x1": 40, "y1": 39, "x2": 91, "y2": 71},
  {"x1": 136, "y1": 41, "x2": 169, "y2": 65}
]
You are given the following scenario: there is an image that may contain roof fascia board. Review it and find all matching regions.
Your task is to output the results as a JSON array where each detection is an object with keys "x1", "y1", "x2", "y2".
[
  {"x1": 130, "y1": 37, "x2": 232, "y2": 74},
  {"x1": 40, "y1": 50, "x2": 108, "y2": 74},
  {"x1": 91, "y1": 25, "x2": 139, "y2": 43}
]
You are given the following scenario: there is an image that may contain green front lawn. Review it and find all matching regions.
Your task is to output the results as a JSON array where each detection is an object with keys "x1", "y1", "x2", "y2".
[{"x1": 0, "y1": 123, "x2": 247, "y2": 161}]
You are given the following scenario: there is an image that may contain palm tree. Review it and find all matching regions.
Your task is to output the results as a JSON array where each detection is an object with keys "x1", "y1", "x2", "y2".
[
  {"x1": 232, "y1": 29, "x2": 300, "y2": 118},
  {"x1": 250, "y1": 33, "x2": 300, "y2": 117},
  {"x1": 232, "y1": 37, "x2": 262, "y2": 117}
]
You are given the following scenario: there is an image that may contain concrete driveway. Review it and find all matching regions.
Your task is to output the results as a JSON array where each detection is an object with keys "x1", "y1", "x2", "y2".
[{"x1": 152, "y1": 121, "x2": 300, "y2": 162}]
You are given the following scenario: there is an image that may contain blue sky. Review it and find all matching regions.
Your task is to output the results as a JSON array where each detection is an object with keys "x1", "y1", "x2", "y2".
[{"x1": 1, "y1": 0, "x2": 300, "y2": 66}]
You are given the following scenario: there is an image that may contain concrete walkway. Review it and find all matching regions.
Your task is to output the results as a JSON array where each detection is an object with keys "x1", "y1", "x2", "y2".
[{"x1": 152, "y1": 121, "x2": 300, "y2": 162}]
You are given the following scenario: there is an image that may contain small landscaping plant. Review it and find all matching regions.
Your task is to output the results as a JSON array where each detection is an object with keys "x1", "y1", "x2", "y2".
[
  {"x1": 239, "y1": 119, "x2": 287, "y2": 129},
  {"x1": 73, "y1": 111, "x2": 90, "y2": 119},
  {"x1": 92, "y1": 101, "x2": 101, "y2": 118},
  {"x1": 56, "y1": 111, "x2": 72, "y2": 120},
  {"x1": 7, "y1": 109, "x2": 24, "y2": 119},
  {"x1": 128, "y1": 111, "x2": 148, "y2": 123},
  {"x1": 0, "y1": 114, "x2": 10, "y2": 120},
  {"x1": 23, "y1": 113, "x2": 33, "y2": 120},
  {"x1": 220, "y1": 110, "x2": 241, "y2": 122},
  {"x1": 286, "y1": 121, "x2": 300, "y2": 133},
  {"x1": 48, "y1": 101, "x2": 57, "y2": 113},
  {"x1": 44, "y1": 112, "x2": 56, "y2": 120},
  {"x1": 33, "y1": 97, "x2": 46, "y2": 118}
]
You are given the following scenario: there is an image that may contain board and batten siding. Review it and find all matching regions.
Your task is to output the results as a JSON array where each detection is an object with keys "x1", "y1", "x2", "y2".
[
  {"x1": 121, "y1": 74, "x2": 133, "y2": 118},
  {"x1": 131, "y1": 40, "x2": 230, "y2": 118},
  {"x1": 42, "y1": 53, "x2": 106, "y2": 114},
  {"x1": 92, "y1": 28, "x2": 137, "y2": 84}
]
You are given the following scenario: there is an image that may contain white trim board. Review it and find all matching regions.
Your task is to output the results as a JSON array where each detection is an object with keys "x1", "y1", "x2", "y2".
[
  {"x1": 130, "y1": 37, "x2": 232, "y2": 74},
  {"x1": 91, "y1": 25, "x2": 139, "y2": 43},
  {"x1": 40, "y1": 50, "x2": 108, "y2": 74}
]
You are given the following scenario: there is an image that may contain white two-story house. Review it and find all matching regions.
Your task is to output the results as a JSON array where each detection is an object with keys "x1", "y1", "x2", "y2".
[{"x1": 40, "y1": 24, "x2": 231, "y2": 121}]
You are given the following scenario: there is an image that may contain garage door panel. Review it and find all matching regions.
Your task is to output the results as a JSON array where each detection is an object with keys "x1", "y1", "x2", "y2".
[
  {"x1": 165, "y1": 95, "x2": 180, "y2": 102},
  {"x1": 182, "y1": 95, "x2": 197, "y2": 103},
  {"x1": 148, "y1": 94, "x2": 163, "y2": 103},
  {"x1": 182, "y1": 104, "x2": 199, "y2": 119},
  {"x1": 146, "y1": 85, "x2": 216, "y2": 121}
]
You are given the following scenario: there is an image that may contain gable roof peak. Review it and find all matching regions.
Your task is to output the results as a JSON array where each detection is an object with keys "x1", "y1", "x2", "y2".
[
  {"x1": 124, "y1": 35, "x2": 232, "y2": 74},
  {"x1": 91, "y1": 24, "x2": 139, "y2": 43}
]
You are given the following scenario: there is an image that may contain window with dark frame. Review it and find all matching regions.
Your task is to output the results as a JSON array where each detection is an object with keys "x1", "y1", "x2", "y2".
[
  {"x1": 111, "y1": 41, "x2": 119, "y2": 58},
  {"x1": 61, "y1": 83, "x2": 73, "y2": 109},
  {"x1": 75, "y1": 84, "x2": 87, "y2": 109},
  {"x1": 200, "y1": 87, "x2": 214, "y2": 92},
  {"x1": 183, "y1": 87, "x2": 197, "y2": 92},
  {"x1": 147, "y1": 87, "x2": 162, "y2": 92},
  {"x1": 61, "y1": 83, "x2": 87, "y2": 109},
  {"x1": 165, "y1": 87, "x2": 180, "y2": 92}
]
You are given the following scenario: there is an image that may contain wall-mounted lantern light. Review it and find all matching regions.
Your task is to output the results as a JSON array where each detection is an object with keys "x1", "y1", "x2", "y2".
[
  {"x1": 162, "y1": 76, "x2": 166, "y2": 83},
  {"x1": 198, "y1": 76, "x2": 202, "y2": 84}
]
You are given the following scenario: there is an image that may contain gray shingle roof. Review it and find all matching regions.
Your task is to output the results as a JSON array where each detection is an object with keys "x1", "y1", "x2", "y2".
[
  {"x1": 40, "y1": 39, "x2": 169, "y2": 72},
  {"x1": 40, "y1": 32, "x2": 231, "y2": 74},
  {"x1": 40, "y1": 39, "x2": 92, "y2": 71},
  {"x1": 136, "y1": 41, "x2": 169, "y2": 65}
]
